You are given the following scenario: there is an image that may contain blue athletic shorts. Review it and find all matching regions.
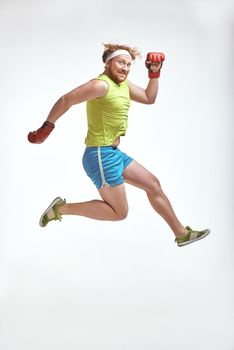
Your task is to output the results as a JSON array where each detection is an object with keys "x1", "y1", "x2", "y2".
[{"x1": 82, "y1": 146, "x2": 133, "y2": 189}]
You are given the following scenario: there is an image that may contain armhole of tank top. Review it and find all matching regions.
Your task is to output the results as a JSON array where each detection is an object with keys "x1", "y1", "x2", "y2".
[{"x1": 95, "y1": 77, "x2": 109, "y2": 96}]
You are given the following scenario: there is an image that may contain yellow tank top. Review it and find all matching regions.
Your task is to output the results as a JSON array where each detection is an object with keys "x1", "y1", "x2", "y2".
[{"x1": 85, "y1": 74, "x2": 131, "y2": 146}]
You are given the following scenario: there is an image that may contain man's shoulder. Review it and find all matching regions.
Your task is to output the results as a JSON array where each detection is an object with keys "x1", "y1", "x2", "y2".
[{"x1": 88, "y1": 77, "x2": 109, "y2": 94}]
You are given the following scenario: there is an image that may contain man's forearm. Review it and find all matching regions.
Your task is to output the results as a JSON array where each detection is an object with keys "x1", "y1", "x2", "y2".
[
  {"x1": 145, "y1": 78, "x2": 159, "y2": 104},
  {"x1": 46, "y1": 96, "x2": 71, "y2": 124}
]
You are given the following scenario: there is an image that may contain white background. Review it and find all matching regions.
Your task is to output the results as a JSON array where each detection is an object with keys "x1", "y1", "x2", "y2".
[{"x1": 1, "y1": 0, "x2": 233, "y2": 349}]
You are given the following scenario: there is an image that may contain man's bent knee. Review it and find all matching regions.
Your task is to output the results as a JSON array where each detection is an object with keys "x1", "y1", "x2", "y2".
[
  {"x1": 146, "y1": 176, "x2": 162, "y2": 196},
  {"x1": 114, "y1": 207, "x2": 128, "y2": 221}
]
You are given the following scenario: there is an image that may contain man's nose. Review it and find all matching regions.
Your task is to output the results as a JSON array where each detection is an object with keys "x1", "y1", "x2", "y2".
[{"x1": 121, "y1": 64, "x2": 129, "y2": 71}]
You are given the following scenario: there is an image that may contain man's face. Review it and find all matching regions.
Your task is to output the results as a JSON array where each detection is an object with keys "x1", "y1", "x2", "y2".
[{"x1": 106, "y1": 55, "x2": 132, "y2": 83}]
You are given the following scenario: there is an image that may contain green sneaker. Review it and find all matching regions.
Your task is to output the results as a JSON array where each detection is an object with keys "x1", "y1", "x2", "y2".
[
  {"x1": 39, "y1": 197, "x2": 66, "y2": 227},
  {"x1": 175, "y1": 226, "x2": 210, "y2": 247}
]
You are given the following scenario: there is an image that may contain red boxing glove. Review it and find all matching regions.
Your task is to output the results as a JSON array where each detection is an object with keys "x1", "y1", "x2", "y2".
[
  {"x1": 28, "y1": 121, "x2": 55, "y2": 144},
  {"x1": 145, "y1": 52, "x2": 165, "y2": 78}
]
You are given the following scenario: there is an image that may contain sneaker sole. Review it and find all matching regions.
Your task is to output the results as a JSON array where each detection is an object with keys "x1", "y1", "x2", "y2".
[
  {"x1": 39, "y1": 197, "x2": 63, "y2": 227},
  {"x1": 177, "y1": 229, "x2": 210, "y2": 247}
]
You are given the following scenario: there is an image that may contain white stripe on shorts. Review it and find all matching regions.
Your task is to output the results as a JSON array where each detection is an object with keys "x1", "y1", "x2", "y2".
[{"x1": 97, "y1": 147, "x2": 110, "y2": 188}]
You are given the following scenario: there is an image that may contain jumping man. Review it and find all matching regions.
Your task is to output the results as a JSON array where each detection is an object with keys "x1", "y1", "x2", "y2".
[{"x1": 28, "y1": 43, "x2": 210, "y2": 247}]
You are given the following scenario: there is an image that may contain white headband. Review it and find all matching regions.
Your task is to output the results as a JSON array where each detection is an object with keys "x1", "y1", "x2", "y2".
[{"x1": 105, "y1": 49, "x2": 132, "y2": 62}]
